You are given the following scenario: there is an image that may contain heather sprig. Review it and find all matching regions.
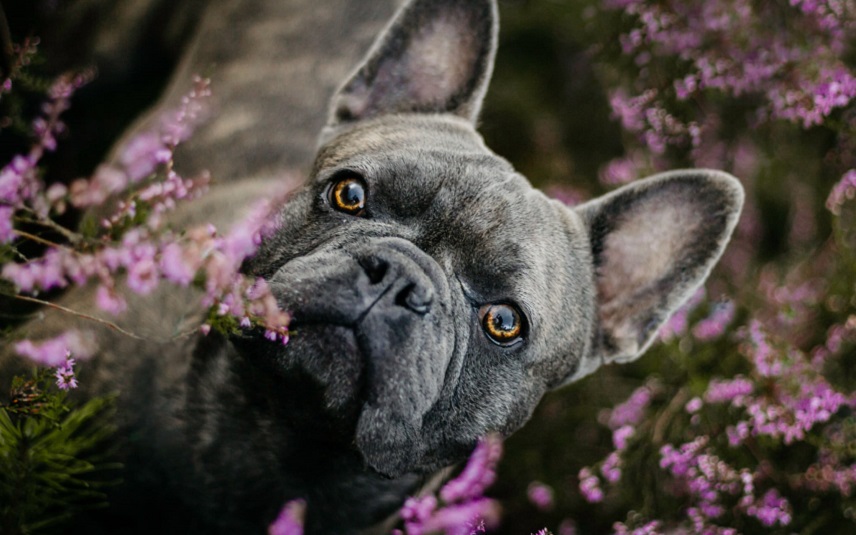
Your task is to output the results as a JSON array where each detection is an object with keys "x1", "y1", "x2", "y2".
[
  {"x1": 594, "y1": 0, "x2": 856, "y2": 182},
  {"x1": 394, "y1": 434, "x2": 503, "y2": 535},
  {"x1": 2, "y1": 74, "x2": 294, "y2": 366},
  {"x1": 269, "y1": 499, "x2": 306, "y2": 535},
  {"x1": 266, "y1": 436, "x2": 505, "y2": 535},
  {"x1": 575, "y1": 279, "x2": 856, "y2": 533}
]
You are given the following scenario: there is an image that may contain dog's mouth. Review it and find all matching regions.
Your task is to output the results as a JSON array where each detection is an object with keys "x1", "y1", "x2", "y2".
[
  {"x1": 276, "y1": 315, "x2": 370, "y2": 408},
  {"x1": 281, "y1": 286, "x2": 402, "y2": 400},
  {"x1": 252, "y1": 238, "x2": 458, "y2": 475}
]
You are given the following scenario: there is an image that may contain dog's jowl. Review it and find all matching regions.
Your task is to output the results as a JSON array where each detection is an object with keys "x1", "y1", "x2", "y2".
[{"x1": 2, "y1": 0, "x2": 743, "y2": 533}]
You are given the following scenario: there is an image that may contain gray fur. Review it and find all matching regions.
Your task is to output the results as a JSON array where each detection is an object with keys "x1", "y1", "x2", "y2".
[{"x1": 1, "y1": 0, "x2": 743, "y2": 533}]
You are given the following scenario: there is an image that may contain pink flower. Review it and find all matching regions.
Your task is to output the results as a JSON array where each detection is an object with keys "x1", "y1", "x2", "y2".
[
  {"x1": 160, "y1": 242, "x2": 196, "y2": 286},
  {"x1": 55, "y1": 356, "x2": 78, "y2": 390},
  {"x1": 96, "y1": 284, "x2": 128, "y2": 314},
  {"x1": 527, "y1": 481, "x2": 555, "y2": 511},
  {"x1": 14, "y1": 331, "x2": 94, "y2": 367},
  {"x1": 685, "y1": 397, "x2": 703, "y2": 413},
  {"x1": 705, "y1": 376, "x2": 754, "y2": 404},
  {"x1": 692, "y1": 301, "x2": 735, "y2": 341},
  {"x1": 826, "y1": 169, "x2": 856, "y2": 215},
  {"x1": 612, "y1": 425, "x2": 635, "y2": 450},
  {"x1": 268, "y1": 499, "x2": 305, "y2": 535},
  {"x1": 601, "y1": 452, "x2": 623, "y2": 483},
  {"x1": 127, "y1": 257, "x2": 159, "y2": 295},
  {"x1": 578, "y1": 467, "x2": 604, "y2": 503},
  {"x1": 119, "y1": 131, "x2": 172, "y2": 182},
  {"x1": 608, "y1": 385, "x2": 653, "y2": 429},
  {"x1": 746, "y1": 489, "x2": 791, "y2": 527},
  {"x1": 0, "y1": 206, "x2": 14, "y2": 243},
  {"x1": 439, "y1": 434, "x2": 503, "y2": 503}
]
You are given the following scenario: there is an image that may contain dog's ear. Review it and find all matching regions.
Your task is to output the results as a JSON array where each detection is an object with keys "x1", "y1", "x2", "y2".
[
  {"x1": 567, "y1": 170, "x2": 744, "y2": 382},
  {"x1": 328, "y1": 0, "x2": 498, "y2": 126}
]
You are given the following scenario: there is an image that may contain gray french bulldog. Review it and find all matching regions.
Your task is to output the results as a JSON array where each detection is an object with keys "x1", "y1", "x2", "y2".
[{"x1": 2, "y1": 0, "x2": 743, "y2": 533}]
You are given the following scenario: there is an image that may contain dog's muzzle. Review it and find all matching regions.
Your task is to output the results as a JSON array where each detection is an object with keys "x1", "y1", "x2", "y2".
[{"x1": 268, "y1": 237, "x2": 456, "y2": 476}]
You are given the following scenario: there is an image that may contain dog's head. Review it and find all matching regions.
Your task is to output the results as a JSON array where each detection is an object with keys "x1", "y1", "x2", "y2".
[{"x1": 242, "y1": 0, "x2": 743, "y2": 478}]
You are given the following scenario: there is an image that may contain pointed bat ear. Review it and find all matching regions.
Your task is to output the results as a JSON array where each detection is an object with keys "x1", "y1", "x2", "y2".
[
  {"x1": 567, "y1": 170, "x2": 744, "y2": 382},
  {"x1": 327, "y1": 0, "x2": 498, "y2": 127}
]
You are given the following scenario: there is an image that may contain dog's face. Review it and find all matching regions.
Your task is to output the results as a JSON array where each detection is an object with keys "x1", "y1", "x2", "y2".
[{"x1": 242, "y1": 0, "x2": 743, "y2": 478}]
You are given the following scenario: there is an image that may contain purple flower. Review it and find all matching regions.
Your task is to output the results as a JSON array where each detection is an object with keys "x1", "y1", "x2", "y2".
[
  {"x1": 611, "y1": 520, "x2": 662, "y2": 535},
  {"x1": 159, "y1": 242, "x2": 196, "y2": 286},
  {"x1": 0, "y1": 206, "x2": 14, "y2": 243},
  {"x1": 705, "y1": 376, "x2": 754, "y2": 404},
  {"x1": 126, "y1": 257, "x2": 159, "y2": 295},
  {"x1": 401, "y1": 495, "x2": 439, "y2": 525},
  {"x1": 826, "y1": 169, "x2": 856, "y2": 214},
  {"x1": 96, "y1": 284, "x2": 128, "y2": 314},
  {"x1": 578, "y1": 467, "x2": 604, "y2": 503},
  {"x1": 746, "y1": 489, "x2": 791, "y2": 527},
  {"x1": 608, "y1": 385, "x2": 653, "y2": 429},
  {"x1": 558, "y1": 519, "x2": 577, "y2": 535},
  {"x1": 119, "y1": 132, "x2": 172, "y2": 182},
  {"x1": 440, "y1": 434, "x2": 503, "y2": 504},
  {"x1": 692, "y1": 301, "x2": 735, "y2": 341},
  {"x1": 414, "y1": 498, "x2": 498, "y2": 535},
  {"x1": 398, "y1": 435, "x2": 502, "y2": 535},
  {"x1": 159, "y1": 76, "x2": 212, "y2": 146},
  {"x1": 55, "y1": 356, "x2": 78, "y2": 390},
  {"x1": 268, "y1": 499, "x2": 305, "y2": 535},
  {"x1": 685, "y1": 397, "x2": 703, "y2": 413},
  {"x1": 612, "y1": 425, "x2": 635, "y2": 450},
  {"x1": 599, "y1": 156, "x2": 638, "y2": 185},
  {"x1": 660, "y1": 287, "x2": 705, "y2": 341},
  {"x1": 0, "y1": 155, "x2": 34, "y2": 205},
  {"x1": 14, "y1": 331, "x2": 94, "y2": 367},
  {"x1": 601, "y1": 452, "x2": 623, "y2": 483},
  {"x1": 527, "y1": 481, "x2": 555, "y2": 511}
]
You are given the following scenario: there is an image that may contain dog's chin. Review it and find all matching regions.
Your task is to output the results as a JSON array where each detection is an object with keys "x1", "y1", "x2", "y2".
[{"x1": 277, "y1": 321, "x2": 368, "y2": 417}]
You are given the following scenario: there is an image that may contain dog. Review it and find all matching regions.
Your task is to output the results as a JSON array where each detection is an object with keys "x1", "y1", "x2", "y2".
[{"x1": 2, "y1": 0, "x2": 743, "y2": 533}]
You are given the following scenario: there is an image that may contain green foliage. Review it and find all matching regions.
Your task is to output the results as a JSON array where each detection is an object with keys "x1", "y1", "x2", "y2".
[{"x1": 0, "y1": 369, "x2": 119, "y2": 535}]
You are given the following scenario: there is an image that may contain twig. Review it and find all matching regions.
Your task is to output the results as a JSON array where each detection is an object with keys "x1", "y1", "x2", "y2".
[
  {"x1": 12, "y1": 229, "x2": 72, "y2": 251},
  {"x1": 5, "y1": 293, "x2": 146, "y2": 340},
  {"x1": 16, "y1": 208, "x2": 84, "y2": 245}
]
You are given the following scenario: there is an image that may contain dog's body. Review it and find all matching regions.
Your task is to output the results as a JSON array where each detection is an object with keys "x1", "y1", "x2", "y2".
[{"x1": 2, "y1": 1, "x2": 743, "y2": 533}]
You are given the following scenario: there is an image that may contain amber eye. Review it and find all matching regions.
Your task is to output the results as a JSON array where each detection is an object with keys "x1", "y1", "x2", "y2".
[
  {"x1": 329, "y1": 174, "x2": 367, "y2": 216},
  {"x1": 479, "y1": 303, "x2": 525, "y2": 346}
]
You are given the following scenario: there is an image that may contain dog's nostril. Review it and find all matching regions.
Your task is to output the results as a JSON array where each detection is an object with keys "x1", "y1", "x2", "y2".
[
  {"x1": 360, "y1": 256, "x2": 389, "y2": 284},
  {"x1": 395, "y1": 283, "x2": 432, "y2": 314}
]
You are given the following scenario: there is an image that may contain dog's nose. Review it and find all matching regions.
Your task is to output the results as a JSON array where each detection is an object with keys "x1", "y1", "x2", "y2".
[
  {"x1": 360, "y1": 255, "x2": 389, "y2": 284},
  {"x1": 359, "y1": 254, "x2": 433, "y2": 315},
  {"x1": 395, "y1": 283, "x2": 432, "y2": 314}
]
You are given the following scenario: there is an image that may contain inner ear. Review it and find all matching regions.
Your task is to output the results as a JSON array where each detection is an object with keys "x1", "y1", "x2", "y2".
[
  {"x1": 574, "y1": 170, "x2": 744, "y2": 372},
  {"x1": 329, "y1": 0, "x2": 498, "y2": 125}
]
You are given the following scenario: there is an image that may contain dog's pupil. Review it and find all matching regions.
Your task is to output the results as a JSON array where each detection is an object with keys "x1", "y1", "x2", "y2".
[
  {"x1": 492, "y1": 307, "x2": 516, "y2": 332},
  {"x1": 342, "y1": 183, "x2": 362, "y2": 206},
  {"x1": 486, "y1": 305, "x2": 519, "y2": 339},
  {"x1": 334, "y1": 178, "x2": 365, "y2": 212}
]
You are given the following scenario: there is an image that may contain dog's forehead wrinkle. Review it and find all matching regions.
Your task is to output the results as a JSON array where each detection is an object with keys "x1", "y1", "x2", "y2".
[{"x1": 317, "y1": 114, "x2": 490, "y2": 166}]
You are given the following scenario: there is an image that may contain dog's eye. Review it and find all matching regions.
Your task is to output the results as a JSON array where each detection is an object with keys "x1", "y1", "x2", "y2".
[
  {"x1": 329, "y1": 174, "x2": 367, "y2": 216},
  {"x1": 479, "y1": 303, "x2": 524, "y2": 346}
]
